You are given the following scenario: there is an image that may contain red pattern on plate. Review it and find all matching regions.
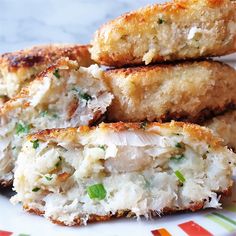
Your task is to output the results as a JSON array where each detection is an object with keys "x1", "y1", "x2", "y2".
[
  {"x1": 0, "y1": 230, "x2": 12, "y2": 236},
  {"x1": 151, "y1": 228, "x2": 171, "y2": 236},
  {"x1": 178, "y1": 220, "x2": 213, "y2": 236}
]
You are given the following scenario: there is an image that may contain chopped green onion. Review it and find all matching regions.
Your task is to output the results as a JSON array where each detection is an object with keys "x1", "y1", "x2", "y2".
[
  {"x1": 140, "y1": 121, "x2": 148, "y2": 129},
  {"x1": 158, "y1": 18, "x2": 165, "y2": 24},
  {"x1": 79, "y1": 91, "x2": 92, "y2": 101},
  {"x1": 16, "y1": 122, "x2": 30, "y2": 135},
  {"x1": 55, "y1": 156, "x2": 62, "y2": 168},
  {"x1": 87, "y1": 183, "x2": 106, "y2": 200},
  {"x1": 39, "y1": 110, "x2": 48, "y2": 117},
  {"x1": 32, "y1": 187, "x2": 40, "y2": 192},
  {"x1": 31, "y1": 139, "x2": 39, "y2": 149},
  {"x1": 52, "y1": 114, "x2": 58, "y2": 119},
  {"x1": 71, "y1": 87, "x2": 78, "y2": 92},
  {"x1": 142, "y1": 175, "x2": 151, "y2": 188},
  {"x1": 174, "y1": 170, "x2": 186, "y2": 183},
  {"x1": 175, "y1": 142, "x2": 182, "y2": 148},
  {"x1": 53, "y1": 69, "x2": 60, "y2": 79},
  {"x1": 72, "y1": 87, "x2": 92, "y2": 102},
  {"x1": 45, "y1": 175, "x2": 53, "y2": 181},
  {"x1": 98, "y1": 145, "x2": 106, "y2": 151}
]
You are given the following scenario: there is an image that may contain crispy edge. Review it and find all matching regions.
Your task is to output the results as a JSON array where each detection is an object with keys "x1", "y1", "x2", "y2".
[
  {"x1": 27, "y1": 121, "x2": 222, "y2": 150},
  {"x1": 23, "y1": 187, "x2": 231, "y2": 226},
  {"x1": 0, "y1": 44, "x2": 93, "y2": 72},
  {"x1": 104, "y1": 60, "x2": 231, "y2": 76}
]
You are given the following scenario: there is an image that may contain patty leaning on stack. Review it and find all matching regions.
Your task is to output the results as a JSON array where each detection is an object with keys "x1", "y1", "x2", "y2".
[
  {"x1": 3, "y1": 0, "x2": 236, "y2": 226},
  {"x1": 0, "y1": 57, "x2": 113, "y2": 186},
  {"x1": 0, "y1": 44, "x2": 93, "y2": 104}
]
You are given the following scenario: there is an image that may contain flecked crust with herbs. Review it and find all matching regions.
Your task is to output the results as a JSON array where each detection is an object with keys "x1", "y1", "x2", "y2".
[
  {"x1": 104, "y1": 60, "x2": 236, "y2": 123},
  {"x1": 91, "y1": 0, "x2": 236, "y2": 67},
  {"x1": 0, "y1": 44, "x2": 94, "y2": 99},
  {"x1": 12, "y1": 121, "x2": 235, "y2": 226}
]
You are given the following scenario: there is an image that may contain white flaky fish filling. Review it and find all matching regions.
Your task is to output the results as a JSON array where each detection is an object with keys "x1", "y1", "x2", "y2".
[
  {"x1": 12, "y1": 129, "x2": 234, "y2": 225},
  {"x1": 0, "y1": 63, "x2": 113, "y2": 183}
]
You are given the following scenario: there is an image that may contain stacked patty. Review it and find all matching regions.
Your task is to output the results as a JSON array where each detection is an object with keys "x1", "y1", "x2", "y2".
[{"x1": 1, "y1": 0, "x2": 236, "y2": 226}]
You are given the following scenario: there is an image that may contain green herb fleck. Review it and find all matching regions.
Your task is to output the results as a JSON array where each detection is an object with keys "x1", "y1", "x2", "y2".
[
  {"x1": 45, "y1": 175, "x2": 53, "y2": 181},
  {"x1": 170, "y1": 154, "x2": 185, "y2": 162},
  {"x1": 16, "y1": 122, "x2": 30, "y2": 135},
  {"x1": 71, "y1": 87, "x2": 78, "y2": 92},
  {"x1": 12, "y1": 146, "x2": 16, "y2": 150},
  {"x1": 52, "y1": 114, "x2": 58, "y2": 119},
  {"x1": 53, "y1": 69, "x2": 60, "y2": 79},
  {"x1": 175, "y1": 142, "x2": 182, "y2": 148},
  {"x1": 79, "y1": 91, "x2": 92, "y2": 101},
  {"x1": 39, "y1": 110, "x2": 48, "y2": 117},
  {"x1": 98, "y1": 145, "x2": 106, "y2": 151},
  {"x1": 140, "y1": 121, "x2": 148, "y2": 129},
  {"x1": 174, "y1": 170, "x2": 186, "y2": 184},
  {"x1": 32, "y1": 187, "x2": 40, "y2": 192},
  {"x1": 87, "y1": 183, "x2": 106, "y2": 200},
  {"x1": 55, "y1": 156, "x2": 62, "y2": 168},
  {"x1": 158, "y1": 18, "x2": 165, "y2": 24},
  {"x1": 142, "y1": 175, "x2": 151, "y2": 188},
  {"x1": 31, "y1": 139, "x2": 39, "y2": 149}
]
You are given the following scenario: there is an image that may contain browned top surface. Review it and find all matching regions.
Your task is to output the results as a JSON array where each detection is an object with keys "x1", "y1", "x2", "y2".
[{"x1": 0, "y1": 44, "x2": 92, "y2": 72}]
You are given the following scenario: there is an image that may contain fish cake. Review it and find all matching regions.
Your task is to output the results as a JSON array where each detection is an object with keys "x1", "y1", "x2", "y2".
[
  {"x1": 206, "y1": 110, "x2": 236, "y2": 150},
  {"x1": 104, "y1": 60, "x2": 236, "y2": 123},
  {"x1": 91, "y1": 0, "x2": 236, "y2": 67},
  {"x1": 0, "y1": 58, "x2": 113, "y2": 186},
  {"x1": 11, "y1": 121, "x2": 235, "y2": 226},
  {"x1": 0, "y1": 44, "x2": 93, "y2": 100}
]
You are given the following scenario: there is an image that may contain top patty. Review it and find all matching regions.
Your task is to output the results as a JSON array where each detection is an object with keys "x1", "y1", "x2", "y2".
[{"x1": 91, "y1": 0, "x2": 236, "y2": 67}]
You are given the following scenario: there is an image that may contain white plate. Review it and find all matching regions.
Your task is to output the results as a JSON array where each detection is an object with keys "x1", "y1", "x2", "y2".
[{"x1": 0, "y1": 56, "x2": 236, "y2": 236}]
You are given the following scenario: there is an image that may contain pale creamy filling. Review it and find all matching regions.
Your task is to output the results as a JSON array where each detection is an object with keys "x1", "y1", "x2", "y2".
[
  {"x1": 0, "y1": 65, "x2": 113, "y2": 182},
  {"x1": 142, "y1": 20, "x2": 235, "y2": 64},
  {"x1": 12, "y1": 132, "x2": 233, "y2": 225}
]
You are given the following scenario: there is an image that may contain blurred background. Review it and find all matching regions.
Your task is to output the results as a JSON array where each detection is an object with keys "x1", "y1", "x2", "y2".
[{"x1": 0, "y1": 0, "x2": 166, "y2": 53}]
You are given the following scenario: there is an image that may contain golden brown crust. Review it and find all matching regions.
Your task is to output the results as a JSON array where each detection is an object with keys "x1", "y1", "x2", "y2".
[
  {"x1": 0, "y1": 44, "x2": 93, "y2": 72},
  {"x1": 23, "y1": 188, "x2": 230, "y2": 226},
  {"x1": 104, "y1": 60, "x2": 236, "y2": 123},
  {"x1": 91, "y1": 0, "x2": 236, "y2": 66},
  {"x1": 27, "y1": 121, "x2": 222, "y2": 149}
]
